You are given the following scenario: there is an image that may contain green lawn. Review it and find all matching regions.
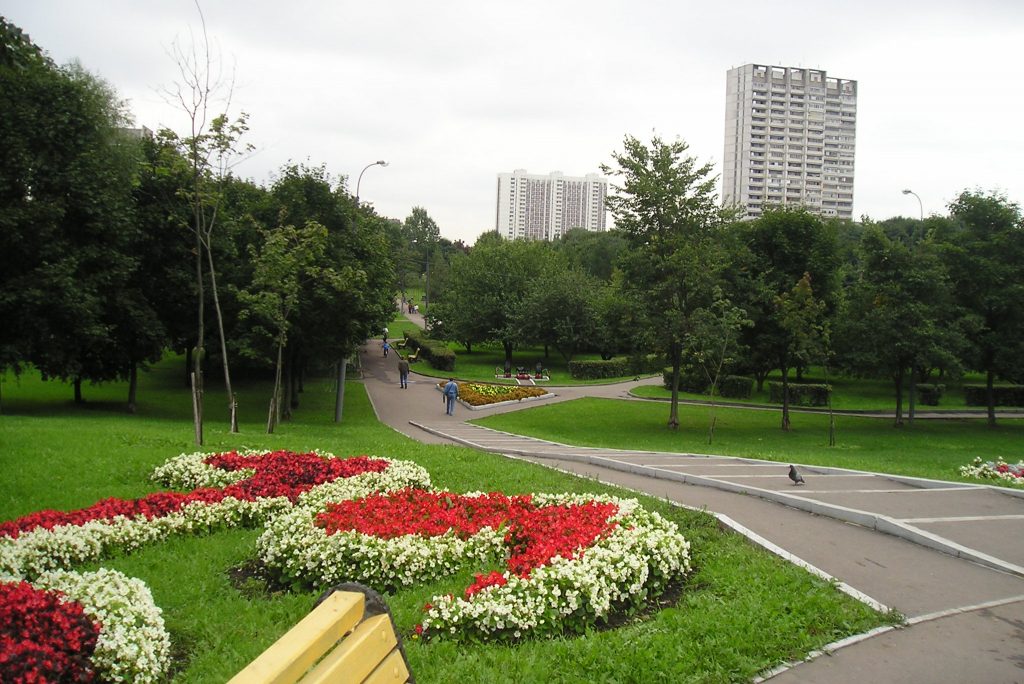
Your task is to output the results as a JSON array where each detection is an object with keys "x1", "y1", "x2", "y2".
[
  {"x1": 0, "y1": 357, "x2": 894, "y2": 683},
  {"x1": 474, "y1": 397, "x2": 1024, "y2": 482},
  {"x1": 630, "y1": 367, "x2": 1018, "y2": 414}
]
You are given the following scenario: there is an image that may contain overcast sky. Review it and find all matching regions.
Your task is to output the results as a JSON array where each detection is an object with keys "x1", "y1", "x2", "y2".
[{"x1": 6, "y1": 0, "x2": 1023, "y2": 243}]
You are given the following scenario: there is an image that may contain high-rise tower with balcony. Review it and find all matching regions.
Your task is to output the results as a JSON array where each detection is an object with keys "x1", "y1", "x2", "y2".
[
  {"x1": 496, "y1": 170, "x2": 607, "y2": 240},
  {"x1": 723, "y1": 64, "x2": 857, "y2": 220}
]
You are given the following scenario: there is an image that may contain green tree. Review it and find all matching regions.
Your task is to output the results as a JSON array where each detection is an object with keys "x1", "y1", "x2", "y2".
[
  {"x1": 602, "y1": 134, "x2": 732, "y2": 429},
  {"x1": 684, "y1": 293, "x2": 750, "y2": 443},
  {"x1": 519, "y1": 265, "x2": 599, "y2": 362},
  {"x1": 0, "y1": 23, "x2": 148, "y2": 407},
  {"x1": 555, "y1": 228, "x2": 627, "y2": 281},
  {"x1": 238, "y1": 222, "x2": 338, "y2": 433},
  {"x1": 776, "y1": 274, "x2": 827, "y2": 430},
  {"x1": 732, "y1": 206, "x2": 840, "y2": 428},
  {"x1": 941, "y1": 191, "x2": 1024, "y2": 426},
  {"x1": 591, "y1": 279, "x2": 643, "y2": 361},
  {"x1": 433, "y1": 238, "x2": 559, "y2": 364},
  {"x1": 840, "y1": 226, "x2": 961, "y2": 426},
  {"x1": 161, "y1": 11, "x2": 253, "y2": 440}
]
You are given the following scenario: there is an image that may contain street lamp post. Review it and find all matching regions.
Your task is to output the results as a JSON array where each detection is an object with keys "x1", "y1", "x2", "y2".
[
  {"x1": 902, "y1": 189, "x2": 924, "y2": 220},
  {"x1": 900, "y1": 189, "x2": 925, "y2": 426},
  {"x1": 356, "y1": 160, "x2": 388, "y2": 204},
  {"x1": 337, "y1": 159, "x2": 388, "y2": 424}
]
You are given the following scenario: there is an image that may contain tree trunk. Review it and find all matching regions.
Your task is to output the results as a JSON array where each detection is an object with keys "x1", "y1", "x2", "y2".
[
  {"x1": 503, "y1": 341, "x2": 514, "y2": 368},
  {"x1": 908, "y1": 365, "x2": 917, "y2": 425},
  {"x1": 191, "y1": 371, "x2": 203, "y2": 445},
  {"x1": 668, "y1": 344, "x2": 681, "y2": 430},
  {"x1": 74, "y1": 377, "x2": 84, "y2": 404},
  {"x1": 127, "y1": 361, "x2": 138, "y2": 414},
  {"x1": 780, "y1": 366, "x2": 791, "y2": 431},
  {"x1": 281, "y1": 349, "x2": 292, "y2": 421},
  {"x1": 184, "y1": 346, "x2": 193, "y2": 388},
  {"x1": 267, "y1": 341, "x2": 284, "y2": 434},
  {"x1": 334, "y1": 357, "x2": 347, "y2": 423},
  {"x1": 986, "y1": 369, "x2": 997, "y2": 428},
  {"x1": 893, "y1": 367, "x2": 905, "y2": 427},
  {"x1": 193, "y1": 215, "x2": 205, "y2": 446},
  {"x1": 755, "y1": 369, "x2": 768, "y2": 393},
  {"x1": 204, "y1": 242, "x2": 238, "y2": 433},
  {"x1": 825, "y1": 365, "x2": 837, "y2": 447}
]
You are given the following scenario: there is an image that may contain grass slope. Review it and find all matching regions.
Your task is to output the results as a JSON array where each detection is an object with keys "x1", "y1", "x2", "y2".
[
  {"x1": 1, "y1": 358, "x2": 892, "y2": 682},
  {"x1": 474, "y1": 397, "x2": 1024, "y2": 481}
]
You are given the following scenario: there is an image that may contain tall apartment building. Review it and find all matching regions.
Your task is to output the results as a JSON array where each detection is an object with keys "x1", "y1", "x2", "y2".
[
  {"x1": 723, "y1": 64, "x2": 857, "y2": 220},
  {"x1": 495, "y1": 170, "x2": 607, "y2": 240}
]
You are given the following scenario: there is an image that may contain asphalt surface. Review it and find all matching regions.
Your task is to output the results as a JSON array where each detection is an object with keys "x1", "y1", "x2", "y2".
[{"x1": 363, "y1": 323, "x2": 1024, "y2": 683}]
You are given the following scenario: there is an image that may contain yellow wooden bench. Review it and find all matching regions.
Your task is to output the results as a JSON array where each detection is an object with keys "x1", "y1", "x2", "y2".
[
  {"x1": 228, "y1": 585, "x2": 411, "y2": 684},
  {"x1": 406, "y1": 348, "x2": 419, "y2": 363},
  {"x1": 394, "y1": 338, "x2": 408, "y2": 349}
]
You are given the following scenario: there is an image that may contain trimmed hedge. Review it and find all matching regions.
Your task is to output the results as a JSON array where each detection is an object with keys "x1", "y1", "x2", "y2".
[
  {"x1": 964, "y1": 384, "x2": 1024, "y2": 407},
  {"x1": 629, "y1": 353, "x2": 666, "y2": 375},
  {"x1": 915, "y1": 383, "x2": 945, "y2": 406},
  {"x1": 402, "y1": 330, "x2": 456, "y2": 372},
  {"x1": 768, "y1": 382, "x2": 831, "y2": 407},
  {"x1": 661, "y1": 368, "x2": 707, "y2": 394},
  {"x1": 661, "y1": 369, "x2": 752, "y2": 399},
  {"x1": 569, "y1": 358, "x2": 630, "y2": 380},
  {"x1": 719, "y1": 375, "x2": 754, "y2": 399}
]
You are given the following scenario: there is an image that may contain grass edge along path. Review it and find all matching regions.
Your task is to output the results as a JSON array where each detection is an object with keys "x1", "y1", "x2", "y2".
[
  {"x1": 1, "y1": 363, "x2": 893, "y2": 682},
  {"x1": 473, "y1": 397, "x2": 1024, "y2": 484}
]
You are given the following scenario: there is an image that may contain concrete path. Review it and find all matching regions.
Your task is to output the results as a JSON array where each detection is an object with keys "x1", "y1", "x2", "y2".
[{"x1": 363, "y1": 335, "x2": 1024, "y2": 682}]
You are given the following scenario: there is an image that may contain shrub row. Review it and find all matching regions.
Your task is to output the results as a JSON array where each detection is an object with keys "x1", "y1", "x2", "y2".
[
  {"x1": 569, "y1": 358, "x2": 630, "y2": 380},
  {"x1": 402, "y1": 331, "x2": 456, "y2": 372},
  {"x1": 964, "y1": 384, "x2": 1024, "y2": 407},
  {"x1": 768, "y1": 382, "x2": 831, "y2": 407},
  {"x1": 915, "y1": 383, "x2": 945, "y2": 406},
  {"x1": 660, "y1": 369, "x2": 754, "y2": 399}
]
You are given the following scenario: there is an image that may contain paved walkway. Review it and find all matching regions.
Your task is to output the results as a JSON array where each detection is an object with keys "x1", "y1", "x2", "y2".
[{"x1": 362, "y1": 334, "x2": 1024, "y2": 683}]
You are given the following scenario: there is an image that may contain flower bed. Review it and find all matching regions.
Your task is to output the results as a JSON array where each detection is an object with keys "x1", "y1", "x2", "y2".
[
  {"x1": 0, "y1": 450, "x2": 430, "y2": 682},
  {"x1": 959, "y1": 457, "x2": 1024, "y2": 486},
  {"x1": 258, "y1": 489, "x2": 690, "y2": 641},
  {"x1": 2, "y1": 447, "x2": 689, "y2": 675},
  {"x1": 440, "y1": 381, "x2": 549, "y2": 406}
]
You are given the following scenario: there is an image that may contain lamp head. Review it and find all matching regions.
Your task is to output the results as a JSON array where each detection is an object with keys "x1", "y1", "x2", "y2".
[
  {"x1": 377, "y1": 160, "x2": 388, "y2": 167},
  {"x1": 902, "y1": 189, "x2": 913, "y2": 195}
]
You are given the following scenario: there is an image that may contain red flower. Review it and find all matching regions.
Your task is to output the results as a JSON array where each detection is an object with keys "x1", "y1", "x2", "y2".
[
  {"x1": 0, "y1": 581, "x2": 100, "y2": 683},
  {"x1": 0, "y1": 452, "x2": 390, "y2": 539},
  {"x1": 316, "y1": 490, "x2": 619, "y2": 588}
]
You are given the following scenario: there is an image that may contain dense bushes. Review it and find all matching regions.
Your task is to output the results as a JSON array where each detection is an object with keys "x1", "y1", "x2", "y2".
[
  {"x1": 661, "y1": 369, "x2": 753, "y2": 399},
  {"x1": 569, "y1": 358, "x2": 630, "y2": 380},
  {"x1": 916, "y1": 383, "x2": 945, "y2": 406},
  {"x1": 768, "y1": 382, "x2": 831, "y2": 407},
  {"x1": 403, "y1": 331, "x2": 456, "y2": 372},
  {"x1": 568, "y1": 354, "x2": 667, "y2": 380},
  {"x1": 964, "y1": 384, "x2": 1024, "y2": 407}
]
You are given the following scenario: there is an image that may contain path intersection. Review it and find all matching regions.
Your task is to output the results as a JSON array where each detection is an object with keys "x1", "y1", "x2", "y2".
[{"x1": 361, "y1": 337, "x2": 1024, "y2": 683}]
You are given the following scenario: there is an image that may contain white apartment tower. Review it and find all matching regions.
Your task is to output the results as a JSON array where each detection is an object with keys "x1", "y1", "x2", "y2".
[
  {"x1": 496, "y1": 170, "x2": 608, "y2": 240},
  {"x1": 723, "y1": 64, "x2": 857, "y2": 220}
]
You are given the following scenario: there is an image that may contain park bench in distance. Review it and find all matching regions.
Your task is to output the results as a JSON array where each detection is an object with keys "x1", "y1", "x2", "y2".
[{"x1": 228, "y1": 584, "x2": 412, "y2": 684}]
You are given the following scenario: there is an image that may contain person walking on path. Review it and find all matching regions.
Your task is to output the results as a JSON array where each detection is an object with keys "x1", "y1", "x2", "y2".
[
  {"x1": 383, "y1": 340, "x2": 391, "y2": 357},
  {"x1": 443, "y1": 377, "x2": 459, "y2": 415},
  {"x1": 398, "y1": 356, "x2": 410, "y2": 389}
]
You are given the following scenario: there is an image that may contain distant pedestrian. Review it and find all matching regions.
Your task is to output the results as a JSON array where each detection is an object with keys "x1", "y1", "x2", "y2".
[
  {"x1": 398, "y1": 356, "x2": 410, "y2": 389},
  {"x1": 383, "y1": 341, "x2": 391, "y2": 357},
  {"x1": 443, "y1": 377, "x2": 459, "y2": 415}
]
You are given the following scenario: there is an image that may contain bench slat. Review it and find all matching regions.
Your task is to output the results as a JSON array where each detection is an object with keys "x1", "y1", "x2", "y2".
[
  {"x1": 228, "y1": 592, "x2": 365, "y2": 684},
  {"x1": 363, "y1": 648, "x2": 411, "y2": 684},
  {"x1": 299, "y1": 613, "x2": 398, "y2": 684}
]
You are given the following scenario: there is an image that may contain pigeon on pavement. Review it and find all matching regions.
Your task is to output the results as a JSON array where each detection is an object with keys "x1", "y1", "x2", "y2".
[{"x1": 788, "y1": 465, "x2": 806, "y2": 485}]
